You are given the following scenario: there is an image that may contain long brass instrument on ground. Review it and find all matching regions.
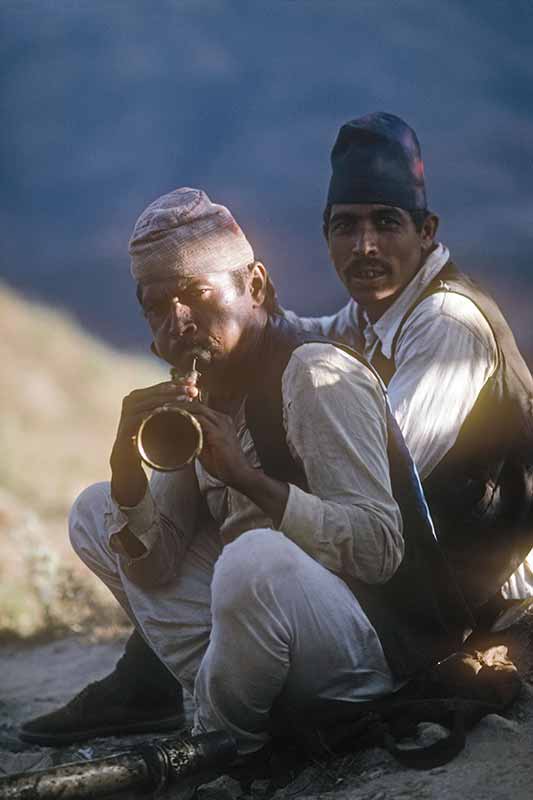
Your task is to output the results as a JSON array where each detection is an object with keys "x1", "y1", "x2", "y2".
[{"x1": 0, "y1": 731, "x2": 236, "y2": 800}]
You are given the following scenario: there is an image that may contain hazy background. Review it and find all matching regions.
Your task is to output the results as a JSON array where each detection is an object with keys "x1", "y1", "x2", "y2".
[{"x1": 2, "y1": 0, "x2": 533, "y2": 358}]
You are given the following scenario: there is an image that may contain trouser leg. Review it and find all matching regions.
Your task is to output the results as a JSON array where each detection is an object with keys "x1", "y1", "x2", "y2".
[
  {"x1": 71, "y1": 494, "x2": 396, "y2": 755},
  {"x1": 68, "y1": 486, "x2": 176, "y2": 693},
  {"x1": 194, "y1": 529, "x2": 396, "y2": 755},
  {"x1": 69, "y1": 481, "x2": 221, "y2": 695}
]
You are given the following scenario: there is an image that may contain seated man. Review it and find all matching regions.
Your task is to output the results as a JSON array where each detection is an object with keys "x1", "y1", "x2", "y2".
[
  {"x1": 288, "y1": 112, "x2": 533, "y2": 630},
  {"x1": 21, "y1": 188, "x2": 470, "y2": 753}
]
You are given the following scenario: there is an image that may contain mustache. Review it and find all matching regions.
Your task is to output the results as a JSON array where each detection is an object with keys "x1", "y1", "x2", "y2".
[
  {"x1": 344, "y1": 259, "x2": 389, "y2": 277},
  {"x1": 168, "y1": 341, "x2": 214, "y2": 367}
]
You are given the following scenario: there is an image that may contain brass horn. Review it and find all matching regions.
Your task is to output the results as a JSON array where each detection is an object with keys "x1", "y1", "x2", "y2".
[{"x1": 137, "y1": 359, "x2": 203, "y2": 472}]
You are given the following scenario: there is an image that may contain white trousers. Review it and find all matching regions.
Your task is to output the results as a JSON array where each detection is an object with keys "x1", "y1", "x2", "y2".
[{"x1": 69, "y1": 482, "x2": 396, "y2": 754}]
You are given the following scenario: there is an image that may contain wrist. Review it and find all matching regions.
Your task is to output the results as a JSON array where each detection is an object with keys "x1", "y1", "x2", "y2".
[
  {"x1": 110, "y1": 432, "x2": 141, "y2": 469},
  {"x1": 110, "y1": 451, "x2": 147, "y2": 508},
  {"x1": 233, "y1": 467, "x2": 289, "y2": 529},
  {"x1": 227, "y1": 463, "x2": 261, "y2": 494},
  {"x1": 111, "y1": 477, "x2": 147, "y2": 509}
]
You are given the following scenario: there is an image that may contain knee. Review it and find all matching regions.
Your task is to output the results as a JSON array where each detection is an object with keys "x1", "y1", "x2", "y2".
[
  {"x1": 68, "y1": 481, "x2": 111, "y2": 557},
  {"x1": 212, "y1": 529, "x2": 301, "y2": 614}
]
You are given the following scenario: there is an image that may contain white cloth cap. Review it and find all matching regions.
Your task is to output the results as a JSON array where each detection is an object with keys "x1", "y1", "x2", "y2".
[{"x1": 129, "y1": 187, "x2": 255, "y2": 282}]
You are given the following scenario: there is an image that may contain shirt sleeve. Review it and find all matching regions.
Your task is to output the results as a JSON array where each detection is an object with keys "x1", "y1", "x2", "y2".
[
  {"x1": 279, "y1": 343, "x2": 404, "y2": 584},
  {"x1": 105, "y1": 465, "x2": 204, "y2": 588},
  {"x1": 389, "y1": 292, "x2": 498, "y2": 480}
]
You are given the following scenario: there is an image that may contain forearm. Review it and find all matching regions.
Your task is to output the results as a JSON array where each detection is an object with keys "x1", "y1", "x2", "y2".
[
  {"x1": 230, "y1": 467, "x2": 289, "y2": 530},
  {"x1": 110, "y1": 442, "x2": 148, "y2": 508},
  {"x1": 109, "y1": 447, "x2": 149, "y2": 557}
]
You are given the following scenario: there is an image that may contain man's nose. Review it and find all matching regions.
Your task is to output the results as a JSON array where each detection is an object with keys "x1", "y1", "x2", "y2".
[
  {"x1": 351, "y1": 226, "x2": 378, "y2": 256},
  {"x1": 170, "y1": 300, "x2": 197, "y2": 336}
]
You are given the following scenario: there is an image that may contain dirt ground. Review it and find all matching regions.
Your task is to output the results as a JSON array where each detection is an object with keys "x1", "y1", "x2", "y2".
[{"x1": 2, "y1": 622, "x2": 533, "y2": 800}]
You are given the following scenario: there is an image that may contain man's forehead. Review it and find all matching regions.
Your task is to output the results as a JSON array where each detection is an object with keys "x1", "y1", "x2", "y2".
[
  {"x1": 138, "y1": 269, "x2": 236, "y2": 295},
  {"x1": 330, "y1": 203, "x2": 407, "y2": 218}
]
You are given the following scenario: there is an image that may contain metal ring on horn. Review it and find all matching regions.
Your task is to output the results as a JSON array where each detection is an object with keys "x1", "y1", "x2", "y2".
[{"x1": 137, "y1": 406, "x2": 203, "y2": 472}]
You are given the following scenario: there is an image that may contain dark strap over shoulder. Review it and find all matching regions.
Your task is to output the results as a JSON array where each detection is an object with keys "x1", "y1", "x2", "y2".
[
  {"x1": 366, "y1": 261, "x2": 533, "y2": 609},
  {"x1": 370, "y1": 262, "x2": 484, "y2": 385},
  {"x1": 245, "y1": 314, "x2": 383, "y2": 487}
]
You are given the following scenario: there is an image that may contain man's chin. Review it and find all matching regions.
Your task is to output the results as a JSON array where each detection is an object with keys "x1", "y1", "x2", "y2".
[{"x1": 347, "y1": 282, "x2": 393, "y2": 306}]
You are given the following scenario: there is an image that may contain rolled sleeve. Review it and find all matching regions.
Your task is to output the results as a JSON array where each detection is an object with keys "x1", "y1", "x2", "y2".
[
  {"x1": 105, "y1": 466, "x2": 204, "y2": 587},
  {"x1": 107, "y1": 486, "x2": 160, "y2": 558}
]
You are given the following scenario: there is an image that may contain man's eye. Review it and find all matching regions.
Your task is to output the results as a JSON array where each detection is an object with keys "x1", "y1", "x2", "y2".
[
  {"x1": 331, "y1": 220, "x2": 352, "y2": 233},
  {"x1": 184, "y1": 288, "x2": 210, "y2": 301},
  {"x1": 377, "y1": 215, "x2": 400, "y2": 227}
]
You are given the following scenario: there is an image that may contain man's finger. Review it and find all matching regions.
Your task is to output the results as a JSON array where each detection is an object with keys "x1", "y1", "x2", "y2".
[
  {"x1": 126, "y1": 381, "x2": 178, "y2": 400},
  {"x1": 123, "y1": 392, "x2": 194, "y2": 415},
  {"x1": 191, "y1": 406, "x2": 229, "y2": 425}
]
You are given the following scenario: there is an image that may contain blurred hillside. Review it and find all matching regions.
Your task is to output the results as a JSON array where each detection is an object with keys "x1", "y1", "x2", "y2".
[{"x1": 0, "y1": 283, "x2": 165, "y2": 638}]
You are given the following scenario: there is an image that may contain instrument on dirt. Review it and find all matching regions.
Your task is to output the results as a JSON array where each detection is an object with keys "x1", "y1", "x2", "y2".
[
  {"x1": 0, "y1": 731, "x2": 236, "y2": 799},
  {"x1": 137, "y1": 358, "x2": 204, "y2": 472}
]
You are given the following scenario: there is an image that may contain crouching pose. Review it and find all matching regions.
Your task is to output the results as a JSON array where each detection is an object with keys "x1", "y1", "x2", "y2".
[{"x1": 22, "y1": 188, "x2": 470, "y2": 755}]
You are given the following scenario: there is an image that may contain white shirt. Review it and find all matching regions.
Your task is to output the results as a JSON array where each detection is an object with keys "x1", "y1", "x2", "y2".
[
  {"x1": 105, "y1": 343, "x2": 404, "y2": 588},
  {"x1": 287, "y1": 244, "x2": 498, "y2": 479}
]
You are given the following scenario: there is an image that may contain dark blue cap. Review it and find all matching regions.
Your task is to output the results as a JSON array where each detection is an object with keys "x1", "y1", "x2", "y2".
[{"x1": 327, "y1": 112, "x2": 427, "y2": 210}]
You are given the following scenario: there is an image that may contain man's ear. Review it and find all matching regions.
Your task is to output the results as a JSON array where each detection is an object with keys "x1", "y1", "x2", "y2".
[
  {"x1": 249, "y1": 262, "x2": 268, "y2": 307},
  {"x1": 420, "y1": 213, "x2": 439, "y2": 254}
]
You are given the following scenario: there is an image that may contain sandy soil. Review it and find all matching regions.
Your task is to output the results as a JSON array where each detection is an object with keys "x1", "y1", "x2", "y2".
[{"x1": 2, "y1": 623, "x2": 533, "y2": 800}]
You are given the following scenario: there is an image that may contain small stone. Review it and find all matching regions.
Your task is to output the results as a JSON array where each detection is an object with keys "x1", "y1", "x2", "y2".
[
  {"x1": 196, "y1": 774, "x2": 244, "y2": 800},
  {"x1": 367, "y1": 768, "x2": 385, "y2": 779}
]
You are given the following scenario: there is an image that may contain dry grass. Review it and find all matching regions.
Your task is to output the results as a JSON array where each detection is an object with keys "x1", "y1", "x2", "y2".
[{"x1": 0, "y1": 282, "x2": 165, "y2": 639}]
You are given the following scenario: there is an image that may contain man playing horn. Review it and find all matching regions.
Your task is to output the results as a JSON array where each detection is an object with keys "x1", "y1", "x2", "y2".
[{"x1": 21, "y1": 187, "x2": 469, "y2": 758}]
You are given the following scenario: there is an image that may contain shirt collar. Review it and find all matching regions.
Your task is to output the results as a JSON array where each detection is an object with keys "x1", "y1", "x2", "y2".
[{"x1": 355, "y1": 242, "x2": 450, "y2": 359}]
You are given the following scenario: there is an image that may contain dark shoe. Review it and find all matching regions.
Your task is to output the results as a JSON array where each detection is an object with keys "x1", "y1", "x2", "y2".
[{"x1": 20, "y1": 631, "x2": 186, "y2": 745}]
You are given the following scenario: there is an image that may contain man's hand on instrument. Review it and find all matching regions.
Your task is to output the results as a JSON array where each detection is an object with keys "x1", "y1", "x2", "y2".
[
  {"x1": 112, "y1": 381, "x2": 192, "y2": 455},
  {"x1": 191, "y1": 405, "x2": 252, "y2": 488},
  {"x1": 192, "y1": 404, "x2": 289, "y2": 530},
  {"x1": 110, "y1": 380, "x2": 193, "y2": 506}
]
